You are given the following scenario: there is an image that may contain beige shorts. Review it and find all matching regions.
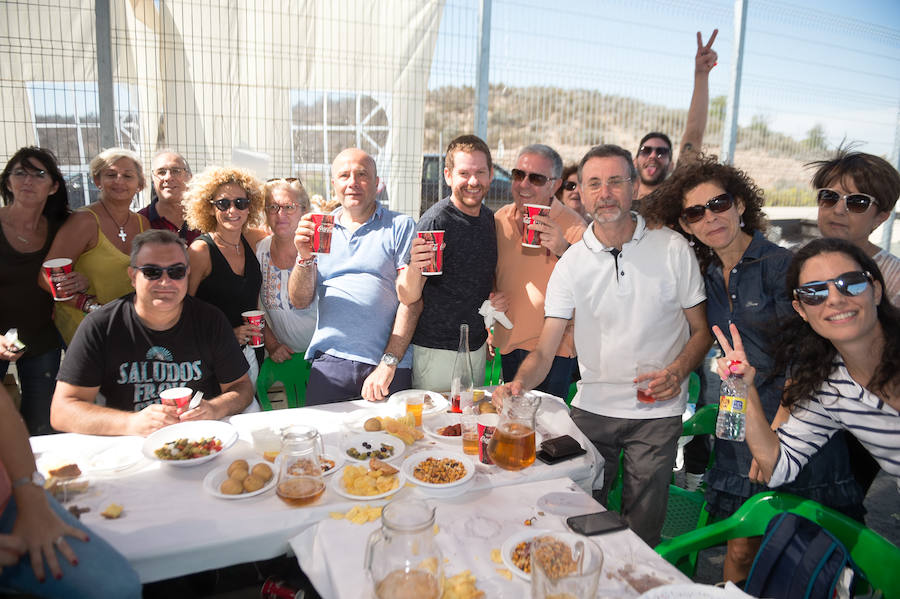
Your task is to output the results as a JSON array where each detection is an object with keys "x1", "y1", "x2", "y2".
[{"x1": 412, "y1": 343, "x2": 488, "y2": 393}]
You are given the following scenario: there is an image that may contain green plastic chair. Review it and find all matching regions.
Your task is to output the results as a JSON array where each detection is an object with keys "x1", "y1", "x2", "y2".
[
  {"x1": 256, "y1": 354, "x2": 312, "y2": 410},
  {"x1": 656, "y1": 491, "x2": 900, "y2": 598}
]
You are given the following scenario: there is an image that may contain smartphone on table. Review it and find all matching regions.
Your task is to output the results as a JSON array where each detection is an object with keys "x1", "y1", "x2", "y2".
[{"x1": 566, "y1": 510, "x2": 628, "y2": 536}]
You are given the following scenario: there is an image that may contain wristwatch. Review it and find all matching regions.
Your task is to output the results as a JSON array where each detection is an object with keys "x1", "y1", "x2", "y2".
[
  {"x1": 380, "y1": 352, "x2": 399, "y2": 367},
  {"x1": 12, "y1": 470, "x2": 45, "y2": 490}
]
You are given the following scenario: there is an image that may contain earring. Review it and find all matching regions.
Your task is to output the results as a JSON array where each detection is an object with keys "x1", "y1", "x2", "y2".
[
  {"x1": 739, "y1": 217, "x2": 745, "y2": 228},
  {"x1": 688, "y1": 235, "x2": 696, "y2": 247}
]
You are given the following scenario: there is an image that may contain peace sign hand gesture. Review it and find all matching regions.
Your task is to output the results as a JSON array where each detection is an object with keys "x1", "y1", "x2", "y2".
[
  {"x1": 711, "y1": 323, "x2": 757, "y2": 386},
  {"x1": 695, "y1": 29, "x2": 718, "y2": 74}
]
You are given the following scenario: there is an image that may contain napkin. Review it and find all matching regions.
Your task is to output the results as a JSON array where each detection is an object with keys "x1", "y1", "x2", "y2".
[{"x1": 479, "y1": 300, "x2": 513, "y2": 329}]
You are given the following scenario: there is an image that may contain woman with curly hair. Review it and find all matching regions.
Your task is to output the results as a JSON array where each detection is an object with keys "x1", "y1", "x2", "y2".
[
  {"x1": 185, "y1": 167, "x2": 267, "y2": 397},
  {"x1": 650, "y1": 156, "x2": 862, "y2": 583},
  {"x1": 714, "y1": 237, "x2": 900, "y2": 492}
]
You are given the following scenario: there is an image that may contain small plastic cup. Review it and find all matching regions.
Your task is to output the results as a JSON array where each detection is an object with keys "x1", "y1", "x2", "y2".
[
  {"x1": 417, "y1": 230, "x2": 445, "y2": 275},
  {"x1": 522, "y1": 204, "x2": 550, "y2": 248},
  {"x1": 310, "y1": 214, "x2": 334, "y2": 254},
  {"x1": 405, "y1": 394, "x2": 424, "y2": 427},
  {"x1": 159, "y1": 387, "x2": 193, "y2": 409},
  {"x1": 635, "y1": 360, "x2": 664, "y2": 404},
  {"x1": 43, "y1": 258, "x2": 74, "y2": 301},
  {"x1": 242, "y1": 310, "x2": 265, "y2": 348}
]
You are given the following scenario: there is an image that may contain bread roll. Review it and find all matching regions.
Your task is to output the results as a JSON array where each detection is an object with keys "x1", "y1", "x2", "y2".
[
  {"x1": 220, "y1": 478, "x2": 243, "y2": 495},
  {"x1": 243, "y1": 474, "x2": 265, "y2": 492},
  {"x1": 227, "y1": 459, "x2": 249, "y2": 477},
  {"x1": 251, "y1": 463, "x2": 273, "y2": 482}
]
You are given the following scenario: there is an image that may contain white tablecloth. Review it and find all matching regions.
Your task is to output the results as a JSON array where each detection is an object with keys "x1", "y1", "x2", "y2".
[
  {"x1": 28, "y1": 392, "x2": 603, "y2": 583},
  {"x1": 293, "y1": 477, "x2": 691, "y2": 598}
]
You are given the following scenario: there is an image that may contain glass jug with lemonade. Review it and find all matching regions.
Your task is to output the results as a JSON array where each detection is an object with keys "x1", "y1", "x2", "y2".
[
  {"x1": 275, "y1": 425, "x2": 326, "y2": 506},
  {"x1": 488, "y1": 392, "x2": 541, "y2": 470}
]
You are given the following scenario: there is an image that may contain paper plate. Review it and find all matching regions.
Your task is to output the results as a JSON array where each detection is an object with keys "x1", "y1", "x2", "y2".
[
  {"x1": 638, "y1": 583, "x2": 746, "y2": 598},
  {"x1": 387, "y1": 389, "x2": 449, "y2": 415},
  {"x1": 329, "y1": 464, "x2": 404, "y2": 501},
  {"x1": 401, "y1": 450, "x2": 475, "y2": 489},
  {"x1": 422, "y1": 412, "x2": 462, "y2": 442},
  {"x1": 142, "y1": 420, "x2": 238, "y2": 467},
  {"x1": 500, "y1": 530, "x2": 597, "y2": 582},
  {"x1": 81, "y1": 436, "x2": 145, "y2": 474},
  {"x1": 341, "y1": 432, "x2": 406, "y2": 463},
  {"x1": 203, "y1": 459, "x2": 277, "y2": 499}
]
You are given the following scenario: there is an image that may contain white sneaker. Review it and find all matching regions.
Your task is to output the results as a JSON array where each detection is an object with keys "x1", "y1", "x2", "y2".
[{"x1": 683, "y1": 472, "x2": 704, "y2": 492}]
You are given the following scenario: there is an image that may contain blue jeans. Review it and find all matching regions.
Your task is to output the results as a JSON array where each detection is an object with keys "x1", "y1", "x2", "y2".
[
  {"x1": 0, "y1": 493, "x2": 141, "y2": 598},
  {"x1": 0, "y1": 347, "x2": 61, "y2": 436},
  {"x1": 500, "y1": 349, "x2": 577, "y2": 400}
]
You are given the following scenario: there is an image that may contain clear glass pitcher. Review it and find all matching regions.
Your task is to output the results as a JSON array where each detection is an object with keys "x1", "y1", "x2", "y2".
[
  {"x1": 488, "y1": 391, "x2": 541, "y2": 470},
  {"x1": 275, "y1": 425, "x2": 325, "y2": 506},
  {"x1": 365, "y1": 498, "x2": 443, "y2": 599}
]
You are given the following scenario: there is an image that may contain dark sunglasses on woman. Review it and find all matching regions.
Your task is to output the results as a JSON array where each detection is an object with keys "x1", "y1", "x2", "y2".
[
  {"x1": 793, "y1": 270, "x2": 873, "y2": 306},
  {"x1": 562, "y1": 180, "x2": 578, "y2": 191},
  {"x1": 680, "y1": 193, "x2": 734, "y2": 224},
  {"x1": 210, "y1": 198, "x2": 251, "y2": 211},
  {"x1": 816, "y1": 188, "x2": 877, "y2": 214}
]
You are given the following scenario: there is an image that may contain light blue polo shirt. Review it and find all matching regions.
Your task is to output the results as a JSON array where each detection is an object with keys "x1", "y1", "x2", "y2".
[{"x1": 305, "y1": 203, "x2": 416, "y2": 368}]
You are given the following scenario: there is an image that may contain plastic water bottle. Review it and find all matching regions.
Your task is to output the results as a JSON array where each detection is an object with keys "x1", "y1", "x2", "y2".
[{"x1": 716, "y1": 360, "x2": 747, "y2": 441}]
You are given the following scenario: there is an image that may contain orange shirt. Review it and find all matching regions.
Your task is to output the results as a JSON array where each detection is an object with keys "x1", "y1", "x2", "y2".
[{"x1": 493, "y1": 199, "x2": 587, "y2": 357}]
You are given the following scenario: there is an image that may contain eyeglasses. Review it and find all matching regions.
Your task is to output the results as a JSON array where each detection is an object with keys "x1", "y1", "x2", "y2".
[
  {"x1": 511, "y1": 169, "x2": 555, "y2": 187},
  {"x1": 10, "y1": 168, "x2": 49, "y2": 180},
  {"x1": 563, "y1": 180, "x2": 578, "y2": 191},
  {"x1": 267, "y1": 177, "x2": 301, "y2": 184},
  {"x1": 584, "y1": 176, "x2": 632, "y2": 193},
  {"x1": 265, "y1": 203, "x2": 301, "y2": 214},
  {"x1": 793, "y1": 270, "x2": 873, "y2": 306},
  {"x1": 133, "y1": 263, "x2": 188, "y2": 280},
  {"x1": 816, "y1": 188, "x2": 876, "y2": 214},
  {"x1": 638, "y1": 145, "x2": 671, "y2": 159},
  {"x1": 153, "y1": 167, "x2": 189, "y2": 178},
  {"x1": 210, "y1": 198, "x2": 251, "y2": 211},
  {"x1": 680, "y1": 193, "x2": 734, "y2": 224}
]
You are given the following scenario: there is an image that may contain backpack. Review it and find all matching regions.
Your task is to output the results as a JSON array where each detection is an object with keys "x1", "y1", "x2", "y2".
[{"x1": 744, "y1": 512, "x2": 860, "y2": 599}]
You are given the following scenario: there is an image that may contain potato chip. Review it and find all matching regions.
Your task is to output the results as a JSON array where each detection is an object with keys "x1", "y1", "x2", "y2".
[{"x1": 490, "y1": 549, "x2": 502, "y2": 564}]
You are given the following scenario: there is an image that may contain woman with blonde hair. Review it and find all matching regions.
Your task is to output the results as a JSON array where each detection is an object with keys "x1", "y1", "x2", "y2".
[
  {"x1": 42, "y1": 148, "x2": 149, "y2": 344},
  {"x1": 185, "y1": 167, "x2": 266, "y2": 393}
]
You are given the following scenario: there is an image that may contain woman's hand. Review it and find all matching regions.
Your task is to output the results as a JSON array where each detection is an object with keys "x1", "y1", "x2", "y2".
[
  {"x1": 12, "y1": 488, "x2": 89, "y2": 582},
  {"x1": 233, "y1": 323, "x2": 260, "y2": 346},
  {"x1": 267, "y1": 342, "x2": 293, "y2": 363},
  {"x1": 0, "y1": 336, "x2": 25, "y2": 362},
  {"x1": 0, "y1": 534, "x2": 26, "y2": 572},
  {"x1": 711, "y1": 324, "x2": 757, "y2": 386}
]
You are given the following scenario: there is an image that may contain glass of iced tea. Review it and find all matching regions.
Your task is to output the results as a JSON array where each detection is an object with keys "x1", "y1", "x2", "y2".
[
  {"x1": 635, "y1": 360, "x2": 664, "y2": 404},
  {"x1": 488, "y1": 392, "x2": 541, "y2": 470},
  {"x1": 275, "y1": 425, "x2": 325, "y2": 506}
]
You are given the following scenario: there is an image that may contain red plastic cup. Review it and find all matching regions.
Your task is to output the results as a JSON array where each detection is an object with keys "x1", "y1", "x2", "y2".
[
  {"x1": 43, "y1": 258, "x2": 74, "y2": 301},
  {"x1": 417, "y1": 230, "x2": 444, "y2": 275},
  {"x1": 477, "y1": 413, "x2": 499, "y2": 464},
  {"x1": 310, "y1": 214, "x2": 334, "y2": 254},
  {"x1": 522, "y1": 204, "x2": 550, "y2": 248},
  {"x1": 242, "y1": 310, "x2": 266, "y2": 348},
  {"x1": 159, "y1": 387, "x2": 192, "y2": 409}
]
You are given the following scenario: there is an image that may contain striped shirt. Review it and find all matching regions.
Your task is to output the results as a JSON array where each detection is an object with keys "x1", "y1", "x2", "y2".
[
  {"x1": 771, "y1": 360, "x2": 900, "y2": 490},
  {"x1": 874, "y1": 250, "x2": 900, "y2": 308}
]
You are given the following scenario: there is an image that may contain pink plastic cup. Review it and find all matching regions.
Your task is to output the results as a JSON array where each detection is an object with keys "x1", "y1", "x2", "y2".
[
  {"x1": 522, "y1": 204, "x2": 550, "y2": 248},
  {"x1": 417, "y1": 230, "x2": 445, "y2": 275},
  {"x1": 43, "y1": 258, "x2": 74, "y2": 301}
]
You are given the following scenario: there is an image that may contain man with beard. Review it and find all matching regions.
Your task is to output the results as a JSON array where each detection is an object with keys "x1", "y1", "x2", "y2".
[
  {"x1": 494, "y1": 144, "x2": 710, "y2": 546},
  {"x1": 397, "y1": 135, "x2": 497, "y2": 389},
  {"x1": 492, "y1": 144, "x2": 587, "y2": 400},
  {"x1": 139, "y1": 149, "x2": 201, "y2": 243},
  {"x1": 635, "y1": 30, "x2": 718, "y2": 206}
]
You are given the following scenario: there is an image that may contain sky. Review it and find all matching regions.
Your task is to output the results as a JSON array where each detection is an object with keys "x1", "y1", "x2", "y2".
[{"x1": 429, "y1": 0, "x2": 900, "y2": 158}]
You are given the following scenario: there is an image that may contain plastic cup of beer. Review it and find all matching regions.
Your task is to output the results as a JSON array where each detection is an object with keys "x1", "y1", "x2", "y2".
[
  {"x1": 159, "y1": 387, "x2": 192, "y2": 410},
  {"x1": 405, "y1": 394, "x2": 424, "y2": 427},
  {"x1": 417, "y1": 230, "x2": 444, "y2": 275},
  {"x1": 461, "y1": 413, "x2": 479, "y2": 456},
  {"x1": 310, "y1": 213, "x2": 334, "y2": 254},
  {"x1": 522, "y1": 204, "x2": 550, "y2": 248},
  {"x1": 43, "y1": 258, "x2": 74, "y2": 301},
  {"x1": 241, "y1": 310, "x2": 265, "y2": 348},
  {"x1": 635, "y1": 360, "x2": 664, "y2": 404}
]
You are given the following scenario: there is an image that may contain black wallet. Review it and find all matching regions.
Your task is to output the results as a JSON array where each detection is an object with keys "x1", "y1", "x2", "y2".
[{"x1": 536, "y1": 434, "x2": 586, "y2": 464}]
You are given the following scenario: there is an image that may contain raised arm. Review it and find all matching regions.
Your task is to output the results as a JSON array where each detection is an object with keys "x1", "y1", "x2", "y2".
[
  {"x1": 288, "y1": 214, "x2": 317, "y2": 309},
  {"x1": 396, "y1": 237, "x2": 431, "y2": 304},
  {"x1": 679, "y1": 29, "x2": 718, "y2": 164}
]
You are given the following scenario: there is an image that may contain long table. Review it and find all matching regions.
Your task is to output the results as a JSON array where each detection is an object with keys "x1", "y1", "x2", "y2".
[{"x1": 29, "y1": 392, "x2": 605, "y2": 584}]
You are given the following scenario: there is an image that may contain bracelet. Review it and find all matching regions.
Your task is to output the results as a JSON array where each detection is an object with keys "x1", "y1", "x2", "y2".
[
  {"x1": 296, "y1": 255, "x2": 317, "y2": 268},
  {"x1": 86, "y1": 300, "x2": 101, "y2": 313},
  {"x1": 76, "y1": 293, "x2": 97, "y2": 313}
]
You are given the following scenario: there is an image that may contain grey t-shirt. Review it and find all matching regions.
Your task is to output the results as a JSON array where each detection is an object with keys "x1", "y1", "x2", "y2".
[{"x1": 410, "y1": 198, "x2": 497, "y2": 350}]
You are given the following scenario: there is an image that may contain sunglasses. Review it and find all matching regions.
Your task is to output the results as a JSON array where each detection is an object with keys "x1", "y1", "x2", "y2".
[
  {"x1": 793, "y1": 270, "x2": 873, "y2": 306},
  {"x1": 210, "y1": 198, "x2": 251, "y2": 211},
  {"x1": 563, "y1": 180, "x2": 578, "y2": 191},
  {"x1": 511, "y1": 169, "x2": 554, "y2": 187},
  {"x1": 680, "y1": 193, "x2": 734, "y2": 224},
  {"x1": 133, "y1": 263, "x2": 188, "y2": 280},
  {"x1": 638, "y1": 145, "x2": 671, "y2": 159},
  {"x1": 816, "y1": 188, "x2": 876, "y2": 214}
]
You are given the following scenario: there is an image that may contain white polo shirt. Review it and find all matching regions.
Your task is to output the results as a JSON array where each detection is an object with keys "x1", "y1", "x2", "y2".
[{"x1": 544, "y1": 213, "x2": 705, "y2": 419}]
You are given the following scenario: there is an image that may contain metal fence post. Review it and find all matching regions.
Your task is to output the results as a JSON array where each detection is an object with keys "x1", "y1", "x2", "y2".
[
  {"x1": 95, "y1": 0, "x2": 116, "y2": 150},
  {"x1": 721, "y1": 0, "x2": 747, "y2": 165},
  {"x1": 474, "y1": 0, "x2": 492, "y2": 141},
  {"x1": 883, "y1": 102, "x2": 900, "y2": 252}
]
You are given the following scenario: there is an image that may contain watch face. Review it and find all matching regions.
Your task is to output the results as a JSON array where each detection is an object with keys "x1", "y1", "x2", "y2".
[{"x1": 381, "y1": 353, "x2": 399, "y2": 366}]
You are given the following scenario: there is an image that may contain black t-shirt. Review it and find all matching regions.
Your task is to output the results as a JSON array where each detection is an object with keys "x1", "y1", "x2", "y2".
[
  {"x1": 411, "y1": 198, "x2": 497, "y2": 350},
  {"x1": 58, "y1": 294, "x2": 249, "y2": 412}
]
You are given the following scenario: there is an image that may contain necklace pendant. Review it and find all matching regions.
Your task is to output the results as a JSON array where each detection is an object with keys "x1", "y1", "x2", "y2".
[{"x1": 118, "y1": 227, "x2": 127, "y2": 242}]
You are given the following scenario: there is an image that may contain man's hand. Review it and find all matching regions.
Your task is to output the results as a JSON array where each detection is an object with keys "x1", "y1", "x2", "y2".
[
  {"x1": 293, "y1": 214, "x2": 316, "y2": 259},
  {"x1": 179, "y1": 399, "x2": 220, "y2": 422},
  {"x1": 361, "y1": 363, "x2": 395, "y2": 402},
  {"x1": 531, "y1": 215, "x2": 570, "y2": 256},
  {"x1": 748, "y1": 458, "x2": 770, "y2": 484},
  {"x1": 489, "y1": 291, "x2": 509, "y2": 313},
  {"x1": 407, "y1": 236, "x2": 434, "y2": 274},
  {"x1": 128, "y1": 403, "x2": 180, "y2": 436},
  {"x1": 695, "y1": 29, "x2": 718, "y2": 75},
  {"x1": 0, "y1": 337, "x2": 24, "y2": 363},
  {"x1": 635, "y1": 368, "x2": 682, "y2": 401},
  {"x1": 233, "y1": 323, "x2": 260, "y2": 347},
  {"x1": 491, "y1": 380, "x2": 525, "y2": 410}
]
